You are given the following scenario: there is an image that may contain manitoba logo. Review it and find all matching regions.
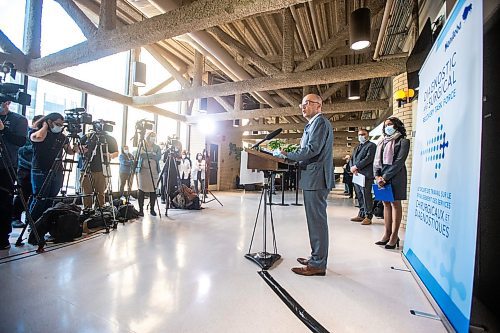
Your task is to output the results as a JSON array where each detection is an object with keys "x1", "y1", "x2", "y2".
[{"x1": 420, "y1": 117, "x2": 449, "y2": 179}]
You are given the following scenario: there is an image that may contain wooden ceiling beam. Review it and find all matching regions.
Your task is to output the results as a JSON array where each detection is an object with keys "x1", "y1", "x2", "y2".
[
  {"x1": 27, "y1": 0, "x2": 308, "y2": 77},
  {"x1": 133, "y1": 58, "x2": 406, "y2": 106}
]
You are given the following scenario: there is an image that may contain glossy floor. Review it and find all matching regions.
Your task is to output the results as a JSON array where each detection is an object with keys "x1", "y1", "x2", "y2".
[{"x1": 0, "y1": 189, "x2": 447, "y2": 333}]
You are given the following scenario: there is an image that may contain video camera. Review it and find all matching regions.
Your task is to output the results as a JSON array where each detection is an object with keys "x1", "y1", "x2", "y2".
[
  {"x1": 164, "y1": 135, "x2": 181, "y2": 158},
  {"x1": 0, "y1": 62, "x2": 31, "y2": 106},
  {"x1": 64, "y1": 108, "x2": 92, "y2": 137},
  {"x1": 92, "y1": 119, "x2": 114, "y2": 133},
  {"x1": 135, "y1": 119, "x2": 154, "y2": 132}
]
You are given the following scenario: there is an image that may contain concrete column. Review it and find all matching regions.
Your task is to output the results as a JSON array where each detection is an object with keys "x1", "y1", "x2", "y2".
[{"x1": 23, "y1": 0, "x2": 43, "y2": 58}]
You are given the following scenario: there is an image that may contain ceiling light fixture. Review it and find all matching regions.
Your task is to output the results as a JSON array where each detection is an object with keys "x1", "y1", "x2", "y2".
[
  {"x1": 349, "y1": 7, "x2": 371, "y2": 50},
  {"x1": 348, "y1": 81, "x2": 360, "y2": 100},
  {"x1": 132, "y1": 61, "x2": 147, "y2": 87}
]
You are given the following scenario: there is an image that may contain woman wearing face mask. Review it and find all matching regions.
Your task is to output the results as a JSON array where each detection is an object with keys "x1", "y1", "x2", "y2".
[
  {"x1": 136, "y1": 131, "x2": 161, "y2": 216},
  {"x1": 178, "y1": 150, "x2": 191, "y2": 188},
  {"x1": 118, "y1": 145, "x2": 134, "y2": 198},
  {"x1": 373, "y1": 116, "x2": 410, "y2": 249},
  {"x1": 29, "y1": 113, "x2": 76, "y2": 223},
  {"x1": 191, "y1": 153, "x2": 206, "y2": 195}
]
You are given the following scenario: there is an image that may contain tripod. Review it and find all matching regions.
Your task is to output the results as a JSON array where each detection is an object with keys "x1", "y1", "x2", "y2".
[
  {"x1": 0, "y1": 133, "x2": 44, "y2": 252},
  {"x1": 201, "y1": 152, "x2": 222, "y2": 207},
  {"x1": 97, "y1": 133, "x2": 118, "y2": 224},
  {"x1": 20, "y1": 132, "x2": 110, "y2": 246},
  {"x1": 123, "y1": 124, "x2": 161, "y2": 218},
  {"x1": 245, "y1": 171, "x2": 280, "y2": 270},
  {"x1": 157, "y1": 149, "x2": 181, "y2": 217}
]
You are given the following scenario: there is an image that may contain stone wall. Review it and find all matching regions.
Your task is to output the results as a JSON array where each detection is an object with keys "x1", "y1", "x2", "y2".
[{"x1": 391, "y1": 72, "x2": 415, "y2": 226}]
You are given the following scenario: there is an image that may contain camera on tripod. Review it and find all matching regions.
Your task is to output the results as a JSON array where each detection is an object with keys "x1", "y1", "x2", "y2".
[
  {"x1": 0, "y1": 62, "x2": 31, "y2": 106},
  {"x1": 64, "y1": 108, "x2": 92, "y2": 137},
  {"x1": 164, "y1": 135, "x2": 181, "y2": 158},
  {"x1": 92, "y1": 119, "x2": 114, "y2": 133},
  {"x1": 133, "y1": 119, "x2": 155, "y2": 147}
]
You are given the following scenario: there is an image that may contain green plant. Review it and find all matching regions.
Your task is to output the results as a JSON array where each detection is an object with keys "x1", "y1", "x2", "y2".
[
  {"x1": 268, "y1": 139, "x2": 284, "y2": 150},
  {"x1": 284, "y1": 144, "x2": 299, "y2": 153}
]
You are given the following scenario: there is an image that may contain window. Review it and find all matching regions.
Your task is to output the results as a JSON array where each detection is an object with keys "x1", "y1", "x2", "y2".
[{"x1": 40, "y1": 0, "x2": 85, "y2": 56}]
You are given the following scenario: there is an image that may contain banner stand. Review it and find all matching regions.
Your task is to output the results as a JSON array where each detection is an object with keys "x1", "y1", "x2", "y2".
[{"x1": 402, "y1": 254, "x2": 455, "y2": 332}]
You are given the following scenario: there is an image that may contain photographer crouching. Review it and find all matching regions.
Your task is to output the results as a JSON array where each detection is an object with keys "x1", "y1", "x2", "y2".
[
  {"x1": 0, "y1": 101, "x2": 28, "y2": 249},
  {"x1": 29, "y1": 113, "x2": 77, "y2": 223},
  {"x1": 79, "y1": 120, "x2": 118, "y2": 209}
]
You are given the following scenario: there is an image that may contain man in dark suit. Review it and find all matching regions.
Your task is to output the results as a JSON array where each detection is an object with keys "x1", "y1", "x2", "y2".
[
  {"x1": 349, "y1": 129, "x2": 376, "y2": 225},
  {"x1": 281, "y1": 94, "x2": 334, "y2": 276}
]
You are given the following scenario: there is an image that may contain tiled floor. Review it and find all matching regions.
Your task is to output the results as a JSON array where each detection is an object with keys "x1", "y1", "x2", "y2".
[{"x1": 0, "y1": 188, "x2": 447, "y2": 333}]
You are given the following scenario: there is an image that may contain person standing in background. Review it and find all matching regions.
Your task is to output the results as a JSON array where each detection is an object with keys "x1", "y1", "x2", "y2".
[
  {"x1": 342, "y1": 155, "x2": 353, "y2": 198},
  {"x1": 136, "y1": 132, "x2": 161, "y2": 217},
  {"x1": 178, "y1": 150, "x2": 191, "y2": 188},
  {"x1": 373, "y1": 117, "x2": 410, "y2": 249},
  {"x1": 192, "y1": 153, "x2": 206, "y2": 195},
  {"x1": 118, "y1": 145, "x2": 134, "y2": 198},
  {"x1": 349, "y1": 129, "x2": 377, "y2": 225}
]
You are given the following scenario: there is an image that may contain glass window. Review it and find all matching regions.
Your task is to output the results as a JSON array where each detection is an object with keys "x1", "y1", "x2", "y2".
[
  {"x1": 25, "y1": 78, "x2": 83, "y2": 121},
  {"x1": 137, "y1": 48, "x2": 172, "y2": 95},
  {"x1": 61, "y1": 52, "x2": 128, "y2": 94},
  {"x1": 0, "y1": 0, "x2": 26, "y2": 51},
  {"x1": 40, "y1": 0, "x2": 85, "y2": 56}
]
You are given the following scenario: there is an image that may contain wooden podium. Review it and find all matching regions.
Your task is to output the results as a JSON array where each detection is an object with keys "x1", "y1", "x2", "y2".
[
  {"x1": 244, "y1": 149, "x2": 293, "y2": 270},
  {"x1": 246, "y1": 148, "x2": 290, "y2": 172}
]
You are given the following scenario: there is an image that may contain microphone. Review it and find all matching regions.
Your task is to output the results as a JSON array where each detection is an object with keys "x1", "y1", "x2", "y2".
[
  {"x1": 265, "y1": 128, "x2": 282, "y2": 141},
  {"x1": 252, "y1": 128, "x2": 283, "y2": 148}
]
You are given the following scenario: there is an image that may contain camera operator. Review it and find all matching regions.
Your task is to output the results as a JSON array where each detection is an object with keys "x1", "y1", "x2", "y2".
[
  {"x1": 0, "y1": 100, "x2": 28, "y2": 249},
  {"x1": 29, "y1": 113, "x2": 76, "y2": 225},
  {"x1": 11, "y1": 115, "x2": 43, "y2": 228},
  {"x1": 136, "y1": 131, "x2": 161, "y2": 216},
  {"x1": 79, "y1": 124, "x2": 118, "y2": 209}
]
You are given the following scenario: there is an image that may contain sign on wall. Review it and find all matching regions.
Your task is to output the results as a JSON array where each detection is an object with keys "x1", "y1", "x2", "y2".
[{"x1": 403, "y1": 1, "x2": 483, "y2": 332}]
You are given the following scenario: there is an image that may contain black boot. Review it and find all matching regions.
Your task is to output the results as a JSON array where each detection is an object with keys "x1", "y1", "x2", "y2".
[
  {"x1": 149, "y1": 192, "x2": 157, "y2": 216},
  {"x1": 138, "y1": 190, "x2": 145, "y2": 217}
]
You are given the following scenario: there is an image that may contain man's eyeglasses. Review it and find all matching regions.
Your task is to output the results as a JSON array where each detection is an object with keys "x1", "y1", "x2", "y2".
[{"x1": 299, "y1": 100, "x2": 321, "y2": 108}]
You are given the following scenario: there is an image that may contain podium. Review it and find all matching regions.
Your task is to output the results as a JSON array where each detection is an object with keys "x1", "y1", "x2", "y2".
[{"x1": 244, "y1": 149, "x2": 293, "y2": 270}]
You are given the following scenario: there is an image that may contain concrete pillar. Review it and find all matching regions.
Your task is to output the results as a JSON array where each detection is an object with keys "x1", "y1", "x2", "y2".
[{"x1": 23, "y1": 0, "x2": 43, "y2": 58}]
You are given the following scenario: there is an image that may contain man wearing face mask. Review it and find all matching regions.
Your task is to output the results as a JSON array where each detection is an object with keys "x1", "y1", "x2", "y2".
[
  {"x1": 178, "y1": 150, "x2": 191, "y2": 188},
  {"x1": 0, "y1": 101, "x2": 28, "y2": 249},
  {"x1": 349, "y1": 129, "x2": 377, "y2": 225},
  {"x1": 79, "y1": 129, "x2": 118, "y2": 209},
  {"x1": 29, "y1": 113, "x2": 76, "y2": 223}
]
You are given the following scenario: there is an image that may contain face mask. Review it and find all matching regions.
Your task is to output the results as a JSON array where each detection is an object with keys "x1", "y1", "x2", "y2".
[
  {"x1": 198, "y1": 157, "x2": 202, "y2": 161},
  {"x1": 182, "y1": 155, "x2": 186, "y2": 159},
  {"x1": 358, "y1": 135, "x2": 367, "y2": 143},
  {"x1": 51, "y1": 125, "x2": 63, "y2": 134},
  {"x1": 384, "y1": 125, "x2": 396, "y2": 136},
  {"x1": 124, "y1": 149, "x2": 129, "y2": 154}
]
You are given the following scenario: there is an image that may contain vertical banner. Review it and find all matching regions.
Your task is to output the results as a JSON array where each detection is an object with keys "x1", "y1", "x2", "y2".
[{"x1": 403, "y1": 1, "x2": 482, "y2": 333}]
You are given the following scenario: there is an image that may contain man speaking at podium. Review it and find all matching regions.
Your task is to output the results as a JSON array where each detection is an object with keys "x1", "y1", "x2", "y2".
[{"x1": 280, "y1": 94, "x2": 334, "y2": 276}]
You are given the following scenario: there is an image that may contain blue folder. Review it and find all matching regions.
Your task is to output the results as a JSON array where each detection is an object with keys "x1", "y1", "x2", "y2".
[{"x1": 372, "y1": 184, "x2": 395, "y2": 202}]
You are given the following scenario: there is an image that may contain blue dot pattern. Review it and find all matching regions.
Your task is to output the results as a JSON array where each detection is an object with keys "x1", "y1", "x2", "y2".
[{"x1": 420, "y1": 117, "x2": 449, "y2": 179}]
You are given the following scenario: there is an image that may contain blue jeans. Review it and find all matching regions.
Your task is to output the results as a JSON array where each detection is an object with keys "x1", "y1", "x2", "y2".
[{"x1": 29, "y1": 169, "x2": 64, "y2": 222}]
